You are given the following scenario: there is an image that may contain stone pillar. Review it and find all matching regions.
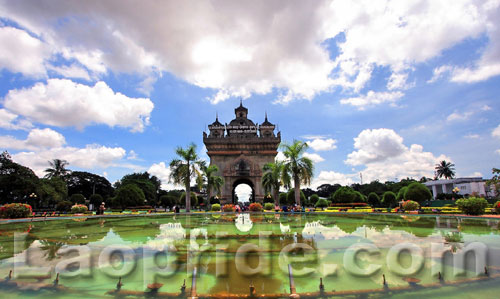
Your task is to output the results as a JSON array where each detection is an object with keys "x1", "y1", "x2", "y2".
[
  {"x1": 442, "y1": 184, "x2": 447, "y2": 194},
  {"x1": 432, "y1": 185, "x2": 437, "y2": 199}
]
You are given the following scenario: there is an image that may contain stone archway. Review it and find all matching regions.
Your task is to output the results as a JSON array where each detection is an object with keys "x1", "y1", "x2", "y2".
[
  {"x1": 232, "y1": 178, "x2": 255, "y2": 204},
  {"x1": 203, "y1": 101, "x2": 281, "y2": 205}
]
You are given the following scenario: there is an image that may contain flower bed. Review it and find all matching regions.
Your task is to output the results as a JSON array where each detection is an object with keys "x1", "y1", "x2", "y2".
[
  {"x1": 222, "y1": 204, "x2": 235, "y2": 212},
  {"x1": 249, "y1": 203, "x2": 263, "y2": 212},
  {"x1": 0, "y1": 203, "x2": 32, "y2": 219},
  {"x1": 71, "y1": 204, "x2": 88, "y2": 214}
]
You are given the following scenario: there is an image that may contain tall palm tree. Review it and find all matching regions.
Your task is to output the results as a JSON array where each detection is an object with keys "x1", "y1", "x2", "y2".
[
  {"x1": 201, "y1": 163, "x2": 224, "y2": 203},
  {"x1": 281, "y1": 140, "x2": 314, "y2": 206},
  {"x1": 435, "y1": 160, "x2": 456, "y2": 180},
  {"x1": 44, "y1": 159, "x2": 70, "y2": 179},
  {"x1": 169, "y1": 143, "x2": 204, "y2": 212},
  {"x1": 262, "y1": 161, "x2": 287, "y2": 206}
]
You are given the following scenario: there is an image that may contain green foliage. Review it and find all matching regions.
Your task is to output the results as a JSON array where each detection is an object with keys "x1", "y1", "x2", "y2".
[
  {"x1": 402, "y1": 200, "x2": 419, "y2": 211},
  {"x1": 116, "y1": 172, "x2": 160, "y2": 206},
  {"x1": 262, "y1": 161, "x2": 285, "y2": 205},
  {"x1": 159, "y1": 194, "x2": 176, "y2": 208},
  {"x1": 38, "y1": 177, "x2": 68, "y2": 206},
  {"x1": 367, "y1": 192, "x2": 380, "y2": 207},
  {"x1": 456, "y1": 197, "x2": 488, "y2": 215},
  {"x1": 396, "y1": 186, "x2": 408, "y2": 202},
  {"x1": 435, "y1": 160, "x2": 456, "y2": 179},
  {"x1": 382, "y1": 191, "x2": 397, "y2": 208},
  {"x1": 67, "y1": 171, "x2": 113, "y2": 200},
  {"x1": 0, "y1": 203, "x2": 32, "y2": 218},
  {"x1": 114, "y1": 184, "x2": 146, "y2": 208},
  {"x1": 281, "y1": 140, "x2": 314, "y2": 206},
  {"x1": 201, "y1": 164, "x2": 224, "y2": 202},
  {"x1": 211, "y1": 203, "x2": 221, "y2": 211},
  {"x1": 279, "y1": 193, "x2": 288, "y2": 205},
  {"x1": 316, "y1": 184, "x2": 342, "y2": 198},
  {"x1": 315, "y1": 198, "x2": 328, "y2": 208},
  {"x1": 209, "y1": 196, "x2": 220, "y2": 204},
  {"x1": 0, "y1": 151, "x2": 39, "y2": 205},
  {"x1": 71, "y1": 204, "x2": 88, "y2": 214},
  {"x1": 180, "y1": 192, "x2": 198, "y2": 207},
  {"x1": 330, "y1": 186, "x2": 363, "y2": 203},
  {"x1": 486, "y1": 168, "x2": 500, "y2": 198},
  {"x1": 263, "y1": 194, "x2": 274, "y2": 204},
  {"x1": 286, "y1": 189, "x2": 306, "y2": 205},
  {"x1": 309, "y1": 194, "x2": 319, "y2": 205},
  {"x1": 69, "y1": 193, "x2": 85, "y2": 204},
  {"x1": 404, "y1": 182, "x2": 432, "y2": 203},
  {"x1": 44, "y1": 159, "x2": 70, "y2": 179},
  {"x1": 264, "y1": 203, "x2": 274, "y2": 211},
  {"x1": 56, "y1": 200, "x2": 73, "y2": 212},
  {"x1": 89, "y1": 194, "x2": 104, "y2": 206}
]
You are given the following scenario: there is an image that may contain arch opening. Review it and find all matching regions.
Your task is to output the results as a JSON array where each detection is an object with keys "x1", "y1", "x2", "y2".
[{"x1": 232, "y1": 179, "x2": 254, "y2": 205}]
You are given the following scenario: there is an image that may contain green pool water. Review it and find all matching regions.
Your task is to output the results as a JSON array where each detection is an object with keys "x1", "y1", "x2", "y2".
[{"x1": 1, "y1": 213, "x2": 500, "y2": 298}]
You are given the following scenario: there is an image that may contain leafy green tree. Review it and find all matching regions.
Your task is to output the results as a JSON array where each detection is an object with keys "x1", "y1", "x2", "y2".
[
  {"x1": 67, "y1": 171, "x2": 113, "y2": 200},
  {"x1": 330, "y1": 186, "x2": 359, "y2": 203},
  {"x1": 382, "y1": 191, "x2": 397, "y2": 208},
  {"x1": 159, "y1": 194, "x2": 176, "y2": 208},
  {"x1": 262, "y1": 161, "x2": 285, "y2": 206},
  {"x1": 435, "y1": 160, "x2": 456, "y2": 179},
  {"x1": 44, "y1": 159, "x2": 70, "y2": 179},
  {"x1": 316, "y1": 184, "x2": 341, "y2": 198},
  {"x1": 201, "y1": 164, "x2": 224, "y2": 203},
  {"x1": 281, "y1": 140, "x2": 314, "y2": 206},
  {"x1": 116, "y1": 172, "x2": 161, "y2": 206},
  {"x1": 396, "y1": 186, "x2": 408, "y2": 202},
  {"x1": 69, "y1": 193, "x2": 85, "y2": 204},
  {"x1": 404, "y1": 182, "x2": 432, "y2": 203},
  {"x1": 179, "y1": 192, "x2": 198, "y2": 208},
  {"x1": 315, "y1": 198, "x2": 328, "y2": 208},
  {"x1": 169, "y1": 143, "x2": 204, "y2": 212},
  {"x1": 367, "y1": 192, "x2": 380, "y2": 207},
  {"x1": 0, "y1": 151, "x2": 40, "y2": 205},
  {"x1": 56, "y1": 200, "x2": 73, "y2": 212},
  {"x1": 279, "y1": 193, "x2": 288, "y2": 205},
  {"x1": 38, "y1": 177, "x2": 68, "y2": 206},
  {"x1": 89, "y1": 194, "x2": 104, "y2": 206},
  {"x1": 354, "y1": 191, "x2": 366, "y2": 203},
  {"x1": 309, "y1": 194, "x2": 320, "y2": 207},
  {"x1": 286, "y1": 189, "x2": 306, "y2": 205},
  {"x1": 113, "y1": 184, "x2": 145, "y2": 209}
]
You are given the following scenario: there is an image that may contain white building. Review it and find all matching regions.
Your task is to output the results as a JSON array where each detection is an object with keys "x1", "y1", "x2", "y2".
[{"x1": 424, "y1": 177, "x2": 489, "y2": 199}]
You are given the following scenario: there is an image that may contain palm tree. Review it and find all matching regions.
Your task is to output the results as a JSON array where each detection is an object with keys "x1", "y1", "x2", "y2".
[
  {"x1": 169, "y1": 143, "x2": 204, "y2": 212},
  {"x1": 201, "y1": 163, "x2": 224, "y2": 203},
  {"x1": 281, "y1": 140, "x2": 314, "y2": 206},
  {"x1": 262, "y1": 161, "x2": 287, "y2": 206},
  {"x1": 44, "y1": 159, "x2": 70, "y2": 179},
  {"x1": 435, "y1": 160, "x2": 456, "y2": 180}
]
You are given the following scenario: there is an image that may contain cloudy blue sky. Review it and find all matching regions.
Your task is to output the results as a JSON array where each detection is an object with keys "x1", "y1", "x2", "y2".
[{"x1": 1, "y1": 0, "x2": 499, "y2": 190}]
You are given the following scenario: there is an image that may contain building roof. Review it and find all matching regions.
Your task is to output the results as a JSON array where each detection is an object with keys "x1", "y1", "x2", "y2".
[
  {"x1": 423, "y1": 177, "x2": 484, "y2": 186},
  {"x1": 234, "y1": 99, "x2": 248, "y2": 113},
  {"x1": 260, "y1": 112, "x2": 274, "y2": 126}
]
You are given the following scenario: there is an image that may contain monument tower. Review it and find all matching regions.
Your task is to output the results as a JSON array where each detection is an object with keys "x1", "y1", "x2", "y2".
[{"x1": 203, "y1": 101, "x2": 281, "y2": 204}]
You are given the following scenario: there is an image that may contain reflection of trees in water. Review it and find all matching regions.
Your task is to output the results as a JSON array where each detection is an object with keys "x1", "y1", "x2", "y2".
[
  {"x1": 442, "y1": 231, "x2": 463, "y2": 253},
  {"x1": 39, "y1": 239, "x2": 65, "y2": 260},
  {"x1": 458, "y1": 219, "x2": 492, "y2": 235},
  {"x1": 390, "y1": 216, "x2": 437, "y2": 238}
]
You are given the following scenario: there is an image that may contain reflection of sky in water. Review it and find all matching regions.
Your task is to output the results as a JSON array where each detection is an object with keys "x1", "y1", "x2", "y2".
[{"x1": 235, "y1": 213, "x2": 252, "y2": 232}]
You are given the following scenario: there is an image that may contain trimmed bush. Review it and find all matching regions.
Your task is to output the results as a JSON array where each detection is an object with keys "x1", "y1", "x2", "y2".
[
  {"x1": 309, "y1": 194, "x2": 319, "y2": 206},
  {"x1": 70, "y1": 193, "x2": 86, "y2": 204},
  {"x1": 180, "y1": 192, "x2": 198, "y2": 207},
  {"x1": 223, "y1": 204, "x2": 235, "y2": 212},
  {"x1": 89, "y1": 194, "x2": 103, "y2": 206},
  {"x1": 315, "y1": 198, "x2": 328, "y2": 208},
  {"x1": 114, "y1": 184, "x2": 146, "y2": 208},
  {"x1": 396, "y1": 186, "x2": 408, "y2": 202},
  {"x1": 367, "y1": 192, "x2": 380, "y2": 207},
  {"x1": 403, "y1": 200, "x2": 419, "y2": 211},
  {"x1": 456, "y1": 197, "x2": 488, "y2": 215},
  {"x1": 382, "y1": 191, "x2": 397, "y2": 208},
  {"x1": 211, "y1": 203, "x2": 221, "y2": 211},
  {"x1": 286, "y1": 190, "x2": 306, "y2": 205},
  {"x1": 56, "y1": 200, "x2": 73, "y2": 212},
  {"x1": 71, "y1": 204, "x2": 88, "y2": 214},
  {"x1": 264, "y1": 203, "x2": 274, "y2": 211},
  {"x1": 249, "y1": 202, "x2": 263, "y2": 212},
  {"x1": 404, "y1": 182, "x2": 432, "y2": 203},
  {"x1": 330, "y1": 187, "x2": 359, "y2": 203},
  {"x1": 0, "y1": 203, "x2": 32, "y2": 219}
]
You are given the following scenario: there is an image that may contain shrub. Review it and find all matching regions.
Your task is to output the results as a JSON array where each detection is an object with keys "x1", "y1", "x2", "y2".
[
  {"x1": 367, "y1": 192, "x2": 380, "y2": 207},
  {"x1": 69, "y1": 193, "x2": 86, "y2": 204},
  {"x1": 279, "y1": 193, "x2": 288, "y2": 205},
  {"x1": 494, "y1": 201, "x2": 500, "y2": 214},
  {"x1": 71, "y1": 204, "x2": 88, "y2": 214},
  {"x1": 330, "y1": 187, "x2": 359, "y2": 203},
  {"x1": 309, "y1": 194, "x2": 319, "y2": 206},
  {"x1": 56, "y1": 200, "x2": 73, "y2": 212},
  {"x1": 89, "y1": 194, "x2": 103, "y2": 206},
  {"x1": 404, "y1": 182, "x2": 432, "y2": 203},
  {"x1": 382, "y1": 191, "x2": 397, "y2": 208},
  {"x1": 249, "y1": 202, "x2": 263, "y2": 212},
  {"x1": 263, "y1": 194, "x2": 274, "y2": 204},
  {"x1": 315, "y1": 198, "x2": 328, "y2": 208},
  {"x1": 456, "y1": 197, "x2": 488, "y2": 215},
  {"x1": 403, "y1": 200, "x2": 419, "y2": 211},
  {"x1": 159, "y1": 194, "x2": 176, "y2": 208},
  {"x1": 223, "y1": 204, "x2": 235, "y2": 212},
  {"x1": 286, "y1": 190, "x2": 306, "y2": 205},
  {"x1": 396, "y1": 186, "x2": 408, "y2": 202},
  {"x1": 211, "y1": 204, "x2": 221, "y2": 211},
  {"x1": 264, "y1": 203, "x2": 274, "y2": 211},
  {"x1": 114, "y1": 184, "x2": 145, "y2": 208},
  {"x1": 0, "y1": 203, "x2": 32, "y2": 219}
]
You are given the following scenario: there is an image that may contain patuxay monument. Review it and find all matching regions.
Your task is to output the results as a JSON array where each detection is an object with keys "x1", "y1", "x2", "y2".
[{"x1": 203, "y1": 101, "x2": 281, "y2": 204}]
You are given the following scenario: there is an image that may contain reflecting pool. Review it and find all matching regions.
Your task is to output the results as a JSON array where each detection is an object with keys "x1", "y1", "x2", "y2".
[{"x1": 1, "y1": 213, "x2": 500, "y2": 298}]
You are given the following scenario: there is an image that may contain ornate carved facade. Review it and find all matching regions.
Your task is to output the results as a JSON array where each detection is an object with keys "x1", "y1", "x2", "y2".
[{"x1": 203, "y1": 101, "x2": 280, "y2": 203}]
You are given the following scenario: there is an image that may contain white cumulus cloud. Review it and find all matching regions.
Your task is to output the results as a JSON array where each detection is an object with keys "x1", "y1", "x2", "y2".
[
  {"x1": 311, "y1": 171, "x2": 356, "y2": 189},
  {"x1": 346, "y1": 129, "x2": 406, "y2": 165},
  {"x1": 492, "y1": 124, "x2": 500, "y2": 138},
  {"x1": 340, "y1": 91, "x2": 404, "y2": 110},
  {"x1": 303, "y1": 152, "x2": 324, "y2": 163},
  {"x1": 148, "y1": 162, "x2": 180, "y2": 190},
  {"x1": 306, "y1": 138, "x2": 337, "y2": 151},
  {"x1": 3, "y1": 79, "x2": 154, "y2": 132},
  {"x1": 0, "y1": 128, "x2": 65, "y2": 151}
]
